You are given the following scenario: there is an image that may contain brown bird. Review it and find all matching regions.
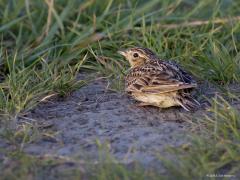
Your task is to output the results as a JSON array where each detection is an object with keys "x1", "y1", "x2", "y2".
[{"x1": 118, "y1": 47, "x2": 200, "y2": 111}]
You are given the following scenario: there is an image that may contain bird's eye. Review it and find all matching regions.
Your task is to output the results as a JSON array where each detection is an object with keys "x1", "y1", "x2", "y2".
[{"x1": 133, "y1": 53, "x2": 139, "y2": 58}]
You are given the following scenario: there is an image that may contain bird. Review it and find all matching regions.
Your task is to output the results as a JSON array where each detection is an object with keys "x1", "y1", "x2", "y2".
[{"x1": 118, "y1": 47, "x2": 200, "y2": 111}]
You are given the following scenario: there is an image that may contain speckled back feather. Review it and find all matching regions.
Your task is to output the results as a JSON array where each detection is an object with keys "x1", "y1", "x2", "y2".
[{"x1": 125, "y1": 59, "x2": 196, "y2": 94}]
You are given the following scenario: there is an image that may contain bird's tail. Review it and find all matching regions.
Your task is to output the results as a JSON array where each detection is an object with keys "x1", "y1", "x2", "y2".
[{"x1": 177, "y1": 94, "x2": 200, "y2": 112}]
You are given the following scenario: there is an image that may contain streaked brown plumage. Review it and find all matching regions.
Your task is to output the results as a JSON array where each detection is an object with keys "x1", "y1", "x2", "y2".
[{"x1": 118, "y1": 47, "x2": 200, "y2": 111}]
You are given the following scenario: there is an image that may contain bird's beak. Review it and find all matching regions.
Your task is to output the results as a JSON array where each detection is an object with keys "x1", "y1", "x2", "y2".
[{"x1": 118, "y1": 50, "x2": 127, "y2": 57}]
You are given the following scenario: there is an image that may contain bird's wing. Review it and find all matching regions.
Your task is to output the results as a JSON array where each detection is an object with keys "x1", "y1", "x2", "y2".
[{"x1": 125, "y1": 60, "x2": 197, "y2": 94}]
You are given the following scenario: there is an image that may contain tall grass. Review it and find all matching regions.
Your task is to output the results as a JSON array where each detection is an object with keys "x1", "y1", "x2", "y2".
[
  {"x1": 162, "y1": 96, "x2": 240, "y2": 179},
  {"x1": 1, "y1": 0, "x2": 240, "y2": 84}
]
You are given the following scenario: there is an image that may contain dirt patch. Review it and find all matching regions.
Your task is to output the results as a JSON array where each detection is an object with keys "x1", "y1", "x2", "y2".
[{"x1": 9, "y1": 73, "x2": 214, "y2": 172}]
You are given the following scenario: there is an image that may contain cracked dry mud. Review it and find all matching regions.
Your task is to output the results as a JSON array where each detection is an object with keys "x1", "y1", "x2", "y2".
[{"x1": 22, "y1": 74, "x2": 214, "y2": 171}]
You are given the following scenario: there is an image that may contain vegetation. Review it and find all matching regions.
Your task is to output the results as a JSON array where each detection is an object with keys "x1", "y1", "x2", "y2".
[{"x1": 0, "y1": 0, "x2": 240, "y2": 179}]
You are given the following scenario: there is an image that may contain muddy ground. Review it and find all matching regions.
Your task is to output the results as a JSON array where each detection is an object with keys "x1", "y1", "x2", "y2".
[{"x1": 0, "y1": 73, "x2": 228, "y2": 174}]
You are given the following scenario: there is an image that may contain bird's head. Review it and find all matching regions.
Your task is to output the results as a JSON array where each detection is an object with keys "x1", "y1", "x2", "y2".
[{"x1": 118, "y1": 47, "x2": 157, "y2": 68}]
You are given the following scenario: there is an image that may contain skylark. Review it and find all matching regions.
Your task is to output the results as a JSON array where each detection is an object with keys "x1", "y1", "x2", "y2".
[{"x1": 118, "y1": 47, "x2": 200, "y2": 111}]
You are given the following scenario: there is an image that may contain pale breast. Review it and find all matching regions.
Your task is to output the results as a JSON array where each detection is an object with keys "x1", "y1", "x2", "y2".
[{"x1": 131, "y1": 92, "x2": 179, "y2": 108}]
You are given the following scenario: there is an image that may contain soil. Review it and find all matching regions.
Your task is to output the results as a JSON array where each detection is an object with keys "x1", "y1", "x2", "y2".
[
  {"x1": 1, "y1": 73, "x2": 232, "y2": 174},
  {"x1": 18, "y1": 74, "x2": 214, "y2": 168}
]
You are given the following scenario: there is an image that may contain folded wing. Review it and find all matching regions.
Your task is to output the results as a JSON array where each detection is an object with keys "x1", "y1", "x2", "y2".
[{"x1": 125, "y1": 59, "x2": 197, "y2": 94}]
